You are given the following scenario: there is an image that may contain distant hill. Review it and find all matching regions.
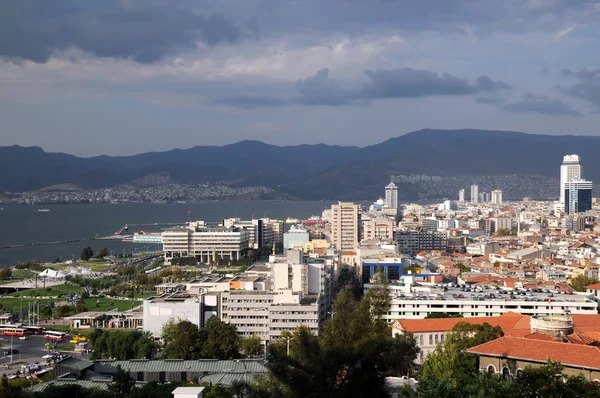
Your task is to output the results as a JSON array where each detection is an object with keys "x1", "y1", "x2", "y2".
[{"x1": 1, "y1": 129, "x2": 597, "y2": 200}]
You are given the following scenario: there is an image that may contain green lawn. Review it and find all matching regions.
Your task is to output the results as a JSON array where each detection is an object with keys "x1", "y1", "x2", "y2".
[
  {"x1": 9, "y1": 284, "x2": 83, "y2": 298},
  {"x1": 83, "y1": 298, "x2": 141, "y2": 312},
  {"x1": 0, "y1": 298, "x2": 55, "y2": 312}
]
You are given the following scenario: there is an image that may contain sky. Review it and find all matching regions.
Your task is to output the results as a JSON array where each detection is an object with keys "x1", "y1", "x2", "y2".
[{"x1": 2, "y1": 0, "x2": 600, "y2": 156}]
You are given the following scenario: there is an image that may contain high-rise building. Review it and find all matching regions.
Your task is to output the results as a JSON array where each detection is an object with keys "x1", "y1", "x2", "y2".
[
  {"x1": 385, "y1": 182, "x2": 399, "y2": 209},
  {"x1": 458, "y1": 189, "x2": 465, "y2": 203},
  {"x1": 470, "y1": 185, "x2": 479, "y2": 204},
  {"x1": 564, "y1": 179, "x2": 592, "y2": 215},
  {"x1": 331, "y1": 202, "x2": 361, "y2": 250},
  {"x1": 560, "y1": 155, "x2": 582, "y2": 207},
  {"x1": 491, "y1": 190, "x2": 503, "y2": 205}
]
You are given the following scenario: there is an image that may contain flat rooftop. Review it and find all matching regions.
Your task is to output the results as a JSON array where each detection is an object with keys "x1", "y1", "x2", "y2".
[{"x1": 371, "y1": 283, "x2": 594, "y2": 304}]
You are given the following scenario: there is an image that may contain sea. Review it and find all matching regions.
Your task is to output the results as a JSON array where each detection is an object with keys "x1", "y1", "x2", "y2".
[{"x1": 0, "y1": 201, "x2": 335, "y2": 266}]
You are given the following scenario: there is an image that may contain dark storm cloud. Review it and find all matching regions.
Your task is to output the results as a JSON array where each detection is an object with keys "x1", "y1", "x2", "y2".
[
  {"x1": 358, "y1": 68, "x2": 510, "y2": 99},
  {"x1": 218, "y1": 67, "x2": 510, "y2": 108},
  {"x1": 0, "y1": 0, "x2": 250, "y2": 63},
  {"x1": 561, "y1": 68, "x2": 600, "y2": 111},
  {"x1": 499, "y1": 93, "x2": 583, "y2": 117}
]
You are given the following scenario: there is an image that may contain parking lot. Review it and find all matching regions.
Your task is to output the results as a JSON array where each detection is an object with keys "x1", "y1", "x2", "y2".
[{"x1": 0, "y1": 333, "x2": 87, "y2": 375}]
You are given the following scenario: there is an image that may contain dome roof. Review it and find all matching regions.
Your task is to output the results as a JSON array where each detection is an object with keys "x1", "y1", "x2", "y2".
[{"x1": 529, "y1": 222, "x2": 542, "y2": 231}]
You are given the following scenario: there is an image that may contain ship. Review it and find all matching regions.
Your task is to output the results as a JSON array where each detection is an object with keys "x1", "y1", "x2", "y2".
[{"x1": 38, "y1": 209, "x2": 51, "y2": 212}]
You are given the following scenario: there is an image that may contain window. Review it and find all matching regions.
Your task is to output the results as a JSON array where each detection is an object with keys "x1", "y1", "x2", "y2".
[
  {"x1": 429, "y1": 334, "x2": 433, "y2": 345},
  {"x1": 502, "y1": 368, "x2": 510, "y2": 379},
  {"x1": 434, "y1": 334, "x2": 438, "y2": 344},
  {"x1": 487, "y1": 365, "x2": 496, "y2": 375}
]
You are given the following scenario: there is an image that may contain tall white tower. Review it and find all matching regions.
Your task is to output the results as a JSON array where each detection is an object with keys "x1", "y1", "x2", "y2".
[
  {"x1": 385, "y1": 182, "x2": 398, "y2": 209},
  {"x1": 458, "y1": 189, "x2": 465, "y2": 203},
  {"x1": 491, "y1": 190, "x2": 503, "y2": 205},
  {"x1": 470, "y1": 185, "x2": 479, "y2": 204},
  {"x1": 560, "y1": 155, "x2": 582, "y2": 208}
]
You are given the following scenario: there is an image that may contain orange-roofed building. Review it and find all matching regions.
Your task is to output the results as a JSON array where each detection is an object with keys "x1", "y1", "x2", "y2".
[{"x1": 467, "y1": 336, "x2": 600, "y2": 380}]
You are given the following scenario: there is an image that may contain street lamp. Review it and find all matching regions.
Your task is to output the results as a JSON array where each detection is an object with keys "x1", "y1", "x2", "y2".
[{"x1": 282, "y1": 336, "x2": 295, "y2": 356}]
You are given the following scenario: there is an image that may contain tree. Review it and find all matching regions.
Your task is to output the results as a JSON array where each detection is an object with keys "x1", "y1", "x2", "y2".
[
  {"x1": 516, "y1": 360, "x2": 600, "y2": 398},
  {"x1": 242, "y1": 335, "x2": 263, "y2": 357},
  {"x1": 570, "y1": 275, "x2": 598, "y2": 292},
  {"x1": 419, "y1": 322, "x2": 504, "y2": 393},
  {"x1": 107, "y1": 365, "x2": 135, "y2": 396},
  {"x1": 81, "y1": 246, "x2": 94, "y2": 261},
  {"x1": 51, "y1": 257, "x2": 62, "y2": 264},
  {"x1": 0, "y1": 267, "x2": 12, "y2": 280},
  {"x1": 161, "y1": 319, "x2": 205, "y2": 360},
  {"x1": 253, "y1": 286, "x2": 418, "y2": 397},
  {"x1": 202, "y1": 317, "x2": 241, "y2": 359},
  {"x1": 455, "y1": 262, "x2": 470, "y2": 274},
  {"x1": 90, "y1": 329, "x2": 157, "y2": 360},
  {"x1": 96, "y1": 247, "x2": 109, "y2": 259}
]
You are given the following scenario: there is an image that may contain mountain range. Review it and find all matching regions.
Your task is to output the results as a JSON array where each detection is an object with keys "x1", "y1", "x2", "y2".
[{"x1": 1, "y1": 129, "x2": 598, "y2": 200}]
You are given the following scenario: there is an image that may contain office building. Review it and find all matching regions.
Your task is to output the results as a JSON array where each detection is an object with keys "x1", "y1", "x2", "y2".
[
  {"x1": 362, "y1": 218, "x2": 395, "y2": 241},
  {"x1": 395, "y1": 230, "x2": 447, "y2": 256},
  {"x1": 564, "y1": 178, "x2": 593, "y2": 215},
  {"x1": 162, "y1": 222, "x2": 250, "y2": 264},
  {"x1": 361, "y1": 255, "x2": 403, "y2": 284},
  {"x1": 491, "y1": 190, "x2": 503, "y2": 205},
  {"x1": 222, "y1": 218, "x2": 283, "y2": 249},
  {"x1": 283, "y1": 225, "x2": 310, "y2": 253},
  {"x1": 331, "y1": 202, "x2": 361, "y2": 250},
  {"x1": 385, "y1": 182, "x2": 399, "y2": 209},
  {"x1": 560, "y1": 154, "x2": 582, "y2": 208},
  {"x1": 470, "y1": 185, "x2": 479, "y2": 204},
  {"x1": 458, "y1": 189, "x2": 465, "y2": 203}
]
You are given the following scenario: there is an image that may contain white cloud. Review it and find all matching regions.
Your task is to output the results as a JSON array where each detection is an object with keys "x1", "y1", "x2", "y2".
[{"x1": 554, "y1": 24, "x2": 578, "y2": 40}]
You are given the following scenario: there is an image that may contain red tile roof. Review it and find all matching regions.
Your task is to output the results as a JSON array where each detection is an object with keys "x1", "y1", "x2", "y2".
[
  {"x1": 468, "y1": 337, "x2": 600, "y2": 370},
  {"x1": 393, "y1": 313, "x2": 530, "y2": 334},
  {"x1": 523, "y1": 332, "x2": 556, "y2": 341},
  {"x1": 586, "y1": 283, "x2": 600, "y2": 290}
]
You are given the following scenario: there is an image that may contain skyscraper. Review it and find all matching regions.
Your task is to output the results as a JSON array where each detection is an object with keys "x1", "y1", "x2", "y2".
[
  {"x1": 560, "y1": 155, "x2": 582, "y2": 208},
  {"x1": 458, "y1": 189, "x2": 465, "y2": 203},
  {"x1": 491, "y1": 190, "x2": 503, "y2": 205},
  {"x1": 385, "y1": 182, "x2": 398, "y2": 209},
  {"x1": 331, "y1": 202, "x2": 361, "y2": 250},
  {"x1": 470, "y1": 185, "x2": 479, "y2": 204},
  {"x1": 564, "y1": 179, "x2": 592, "y2": 215}
]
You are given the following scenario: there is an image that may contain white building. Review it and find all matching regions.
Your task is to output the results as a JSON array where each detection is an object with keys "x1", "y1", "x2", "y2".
[
  {"x1": 162, "y1": 223, "x2": 250, "y2": 264},
  {"x1": 283, "y1": 225, "x2": 310, "y2": 253},
  {"x1": 470, "y1": 185, "x2": 479, "y2": 204},
  {"x1": 458, "y1": 189, "x2": 465, "y2": 203},
  {"x1": 491, "y1": 190, "x2": 503, "y2": 205},
  {"x1": 560, "y1": 154, "x2": 582, "y2": 208},
  {"x1": 222, "y1": 218, "x2": 283, "y2": 249},
  {"x1": 143, "y1": 292, "x2": 220, "y2": 337},
  {"x1": 385, "y1": 182, "x2": 399, "y2": 209}
]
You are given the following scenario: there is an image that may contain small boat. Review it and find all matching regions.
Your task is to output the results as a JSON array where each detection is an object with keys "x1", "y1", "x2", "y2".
[{"x1": 38, "y1": 209, "x2": 51, "y2": 212}]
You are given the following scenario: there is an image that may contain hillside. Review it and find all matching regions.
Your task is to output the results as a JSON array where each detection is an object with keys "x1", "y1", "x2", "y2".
[{"x1": 0, "y1": 129, "x2": 596, "y2": 200}]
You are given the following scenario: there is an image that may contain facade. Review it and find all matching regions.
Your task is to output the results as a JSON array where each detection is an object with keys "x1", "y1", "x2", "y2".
[
  {"x1": 485, "y1": 217, "x2": 513, "y2": 235},
  {"x1": 132, "y1": 233, "x2": 162, "y2": 244},
  {"x1": 458, "y1": 189, "x2": 465, "y2": 203},
  {"x1": 564, "y1": 178, "x2": 592, "y2": 214},
  {"x1": 560, "y1": 154, "x2": 582, "y2": 208},
  {"x1": 471, "y1": 185, "x2": 479, "y2": 204},
  {"x1": 162, "y1": 224, "x2": 250, "y2": 264},
  {"x1": 395, "y1": 230, "x2": 448, "y2": 256},
  {"x1": 331, "y1": 202, "x2": 361, "y2": 251},
  {"x1": 491, "y1": 190, "x2": 503, "y2": 205},
  {"x1": 220, "y1": 289, "x2": 322, "y2": 341},
  {"x1": 362, "y1": 218, "x2": 395, "y2": 241},
  {"x1": 385, "y1": 182, "x2": 399, "y2": 209}
]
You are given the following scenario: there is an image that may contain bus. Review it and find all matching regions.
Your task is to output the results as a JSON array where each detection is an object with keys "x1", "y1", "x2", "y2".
[
  {"x1": 1, "y1": 328, "x2": 25, "y2": 337},
  {"x1": 43, "y1": 330, "x2": 66, "y2": 341},
  {"x1": 23, "y1": 326, "x2": 44, "y2": 335}
]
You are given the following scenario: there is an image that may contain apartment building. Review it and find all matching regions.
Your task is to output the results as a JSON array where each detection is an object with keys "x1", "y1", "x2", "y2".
[
  {"x1": 222, "y1": 218, "x2": 283, "y2": 249},
  {"x1": 362, "y1": 218, "x2": 395, "y2": 241},
  {"x1": 331, "y1": 202, "x2": 361, "y2": 251},
  {"x1": 395, "y1": 230, "x2": 448, "y2": 256}
]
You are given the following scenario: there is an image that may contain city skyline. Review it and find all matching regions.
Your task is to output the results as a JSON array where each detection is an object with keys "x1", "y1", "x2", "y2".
[{"x1": 2, "y1": 2, "x2": 600, "y2": 155}]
